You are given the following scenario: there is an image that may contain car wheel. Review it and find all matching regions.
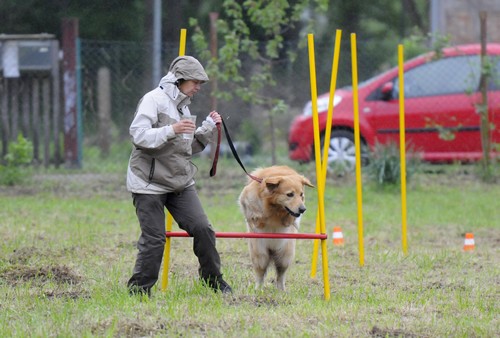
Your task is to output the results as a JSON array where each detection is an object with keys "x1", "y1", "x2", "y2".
[{"x1": 321, "y1": 130, "x2": 368, "y2": 175}]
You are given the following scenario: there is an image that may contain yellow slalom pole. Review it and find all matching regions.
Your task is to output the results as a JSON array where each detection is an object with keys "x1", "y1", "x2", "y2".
[
  {"x1": 311, "y1": 213, "x2": 320, "y2": 278},
  {"x1": 308, "y1": 34, "x2": 320, "y2": 279},
  {"x1": 398, "y1": 44, "x2": 408, "y2": 256},
  {"x1": 161, "y1": 213, "x2": 174, "y2": 290},
  {"x1": 351, "y1": 33, "x2": 365, "y2": 267},
  {"x1": 179, "y1": 28, "x2": 187, "y2": 56},
  {"x1": 307, "y1": 33, "x2": 330, "y2": 300},
  {"x1": 311, "y1": 29, "x2": 342, "y2": 278},
  {"x1": 321, "y1": 29, "x2": 342, "y2": 188},
  {"x1": 161, "y1": 28, "x2": 188, "y2": 291}
]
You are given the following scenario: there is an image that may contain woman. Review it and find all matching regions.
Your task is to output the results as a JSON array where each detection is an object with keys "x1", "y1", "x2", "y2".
[{"x1": 126, "y1": 55, "x2": 232, "y2": 296}]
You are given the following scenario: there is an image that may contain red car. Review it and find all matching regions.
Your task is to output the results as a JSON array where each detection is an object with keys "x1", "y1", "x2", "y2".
[{"x1": 288, "y1": 44, "x2": 500, "y2": 171}]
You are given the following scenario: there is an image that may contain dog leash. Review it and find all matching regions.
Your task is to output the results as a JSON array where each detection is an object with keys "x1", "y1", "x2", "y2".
[
  {"x1": 209, "y1": 122, "x2": 221, "y2": 177},
  {"x1": 211, "y1": 116, "x2": 262, "y2": 183}
]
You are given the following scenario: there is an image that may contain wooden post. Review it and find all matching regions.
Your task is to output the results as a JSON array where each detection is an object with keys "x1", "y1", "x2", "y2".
[
  {"x1": 21, "y1": 79, "x2": 30, "y2": 137},
  {"x1": 97, "y1": 67, "x2": 111, "y2": 156},
  {"x1": 42, "y1": 78, "x2": 50, "y2": 168},
  {"x1": 0, "y1": 78, "x2": 9, "y2": 157},
  {"x1": 32, "y1": 78, "x2": 40, "y2": 163},
  {"x1": 51, "y1": 39, "x2": 61, "y2": 168},
  {"x1": 62, "y1": 17, "x2": 81, "y2": 168},
  {"x1": 11, "y1": 78, "x2": 19, "y2": 141}
]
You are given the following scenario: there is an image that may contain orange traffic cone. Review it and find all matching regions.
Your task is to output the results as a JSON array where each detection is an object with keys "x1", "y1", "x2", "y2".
[
  {"x1": 332, "y1": 226, "x2": 344, "y2": 246},
  {"x1": 463, "y1": 233, "x2": 475, "y2": 251}
]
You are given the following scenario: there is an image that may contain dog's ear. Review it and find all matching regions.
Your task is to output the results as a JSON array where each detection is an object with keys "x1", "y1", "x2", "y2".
[
  {"x1": 301, "y1": 176, "x2": 314, "y2": 188},
  {"x1": 264, "y1": 176, "x2": 282, "y2": 191}
]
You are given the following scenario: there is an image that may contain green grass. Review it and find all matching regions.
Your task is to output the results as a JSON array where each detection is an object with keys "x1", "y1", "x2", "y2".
[{"x1": 0, "y1": 156, "x2": 499, "y2": 337}]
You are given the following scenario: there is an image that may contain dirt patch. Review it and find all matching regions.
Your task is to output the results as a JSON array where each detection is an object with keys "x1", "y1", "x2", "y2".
[
  {"x1": 93, "y1": 318, "x2": 163, "y2": 338},
  {"x1": 43, "y1": 289, "x2": 90, "y2": 300},
  {"x1": 8, "y1": 246, "x2": 44, "y2": 264},
  {"x1": 2, "y1": 247, "x2": 88, "y2": 299},
  {"x1": 0, "y1": 265, "x2": 82, "y2": 286},
  {"x1": 9, "y1": 246, "x2": 54, "y2": 265},
  {"x1": 8, "y1": 246, "x2": 79, "y2": 265},
  {"x1": 1, "y1": 173, "x2": 128, "y2": 198},
  {"x1": 370, "y1": 326, "x2": 421, "y2": 338},
  {"x1": 226, "y1": 294, "x2": 291, "y2": 307}
]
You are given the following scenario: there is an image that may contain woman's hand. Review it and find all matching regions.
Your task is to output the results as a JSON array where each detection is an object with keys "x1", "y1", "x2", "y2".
[
  {"x1": 172, "y1": 119, "x2": 196, "y2": 135},
  {"x1": 209, "y1": 111, "x2": 222, "y2": 124}
]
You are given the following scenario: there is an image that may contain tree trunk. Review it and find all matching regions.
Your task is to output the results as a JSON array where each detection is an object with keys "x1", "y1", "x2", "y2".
[
  {"x1": 403, "y1": 0, "x2": 427, "y2": 32},
  {"x1": 98, "y1": 67, "x2": 111, "y2": 156}
]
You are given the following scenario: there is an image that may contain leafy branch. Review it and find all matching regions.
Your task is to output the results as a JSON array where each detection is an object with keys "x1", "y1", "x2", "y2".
[{"x1": 190, "y1": 0, "x2": 328, "y2": 163}]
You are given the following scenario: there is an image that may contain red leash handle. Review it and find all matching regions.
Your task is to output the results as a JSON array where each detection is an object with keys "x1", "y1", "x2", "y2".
[{"x1": 209, "y1": 122, "x2": 221, "y2": 177}]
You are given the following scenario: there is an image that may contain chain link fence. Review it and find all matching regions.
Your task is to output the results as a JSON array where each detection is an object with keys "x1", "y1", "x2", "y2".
[
  {"x1": 2, "y1": 37, "x2": 497, "y2": 172},
  {"x1": 79, "y1": 38, "x2": 394, "y2": 153}
]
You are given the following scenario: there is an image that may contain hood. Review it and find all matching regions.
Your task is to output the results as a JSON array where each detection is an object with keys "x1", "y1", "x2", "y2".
[{"x1": 168, "y1": 55, "x2": 209, "y2": 83}]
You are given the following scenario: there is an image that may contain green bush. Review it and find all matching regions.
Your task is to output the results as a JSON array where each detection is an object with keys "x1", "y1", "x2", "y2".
[
  {"x1": 0, "y1": 134, "x2": 34, "y2": 185},
  {"x1": 366, "y1": 141, "x2": 421, "y2": 186}
]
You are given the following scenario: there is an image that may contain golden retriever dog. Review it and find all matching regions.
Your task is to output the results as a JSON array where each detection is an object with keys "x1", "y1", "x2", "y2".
[{"x1": 238, "y1": 165, "x2": 314, "y2": 290}]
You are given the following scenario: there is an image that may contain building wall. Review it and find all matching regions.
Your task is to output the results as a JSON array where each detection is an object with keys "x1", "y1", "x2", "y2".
[{"x1": 431, "y1": 0, "x2": 500, "y2": 45}]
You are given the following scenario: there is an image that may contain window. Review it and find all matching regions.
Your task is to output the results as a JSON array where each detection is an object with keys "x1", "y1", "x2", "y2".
[
  {"x1": 489, "y1": 56, "x2": 500, "y2": 90},
  {"x1": 394, "y1": 56, "x2": 481, "y2": 98}
]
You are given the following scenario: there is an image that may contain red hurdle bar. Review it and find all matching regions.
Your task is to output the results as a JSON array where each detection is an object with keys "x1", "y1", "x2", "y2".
[{"x1": 165, "y1": 231, "x2": 327, "y2": 240}]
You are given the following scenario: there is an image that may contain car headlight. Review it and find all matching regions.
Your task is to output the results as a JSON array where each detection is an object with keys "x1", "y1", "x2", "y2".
[{"x1": 302, "y1": 95, "x2": 342, "y2": 116}]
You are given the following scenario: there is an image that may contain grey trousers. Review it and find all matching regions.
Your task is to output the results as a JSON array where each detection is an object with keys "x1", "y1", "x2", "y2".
[{"x1": 127, "y1": 185, "x2": 221, "y2": 293}]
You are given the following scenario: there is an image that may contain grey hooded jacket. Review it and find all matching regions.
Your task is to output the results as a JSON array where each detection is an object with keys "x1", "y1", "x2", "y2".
[{"x1": 126, "y1": 56, "x2": 216, "y2": 193}]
